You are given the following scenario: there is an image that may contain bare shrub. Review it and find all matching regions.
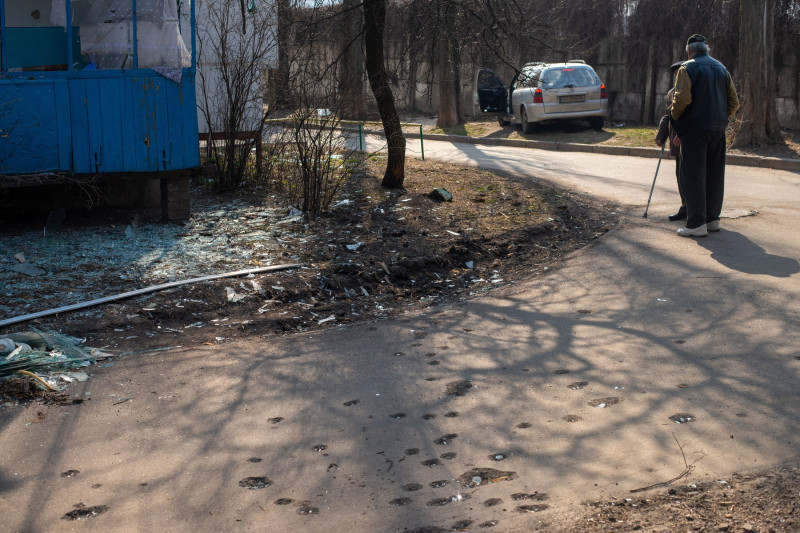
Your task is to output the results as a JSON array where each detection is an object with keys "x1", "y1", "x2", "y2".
[
  {"x1": 196, "y1": 0, "x2": 277, "y2": 190},
  {"x1": 267, "y1": 108, "x2": 362, "y2": 214}
]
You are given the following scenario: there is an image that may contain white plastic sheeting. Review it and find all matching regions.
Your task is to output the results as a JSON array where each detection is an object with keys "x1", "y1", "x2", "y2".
[{"x1": 49, "y1": 0, "x2": 190, "y2": 69}]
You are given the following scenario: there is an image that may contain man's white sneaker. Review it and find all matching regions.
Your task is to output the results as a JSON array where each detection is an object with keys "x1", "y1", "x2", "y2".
[
  {"x1": 707, "y1": 220, "x2": 720, "y2": 232},
  {"x1": 677, "y1": 224, "x2": 708, "y2": 237}
]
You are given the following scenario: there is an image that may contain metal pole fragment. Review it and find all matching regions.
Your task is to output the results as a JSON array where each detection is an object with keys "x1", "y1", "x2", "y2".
[
  {"x1": 132, "y1": 0, "x2": 138, "y2": 69},
  {"x1": 0, "y1": 264, "x2": 301, "y2": 328},
  {"x1": 66, "y1": 1, "x2": 73, "y2": 70},
  {"x1": 0, "y1": 0, "x2": 6, "y2": 72},
  {"x1": 191, "y1": 0, "x2": 197, "y2": 72}
]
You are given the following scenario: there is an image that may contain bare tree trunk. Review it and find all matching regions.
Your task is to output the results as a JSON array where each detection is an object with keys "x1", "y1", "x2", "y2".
[
  {"x1": 364, "y1": 0, "x2": 406, "y2": 188},
  {"x1": 644, "y1": 41, "x2": 658, "y2": 126},
  {"x1": 268, "y1": 0, "x2": 292, "y2": 110},
  {"x1": 339, "y1": 0, "x2": 366, "y2": 120},
  {"x1": 435, "y1": 4, "x2": 460, "y2": 128},
  {"x1": 732, "y1": 0, "x2": 782, "y2": 147},
  {"x1": 406, "y1": 52, "x2": 418, "y2": 114}
]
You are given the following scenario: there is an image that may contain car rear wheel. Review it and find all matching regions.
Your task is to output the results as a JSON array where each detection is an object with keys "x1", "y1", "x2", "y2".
[
  {"x1": 498, "y1": 116, "x2": 510, "y2": 126},
  {"x1": 589, "y1": 117, "x2": 604, "y2": 130},
  {"x1": 521, "y1": 107, "x2": 534, "y2": 134}
]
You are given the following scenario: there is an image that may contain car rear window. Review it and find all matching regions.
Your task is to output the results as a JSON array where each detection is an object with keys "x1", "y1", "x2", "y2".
[{"x1": 540, "y1": 66, "x2": 600, "y2": 89}]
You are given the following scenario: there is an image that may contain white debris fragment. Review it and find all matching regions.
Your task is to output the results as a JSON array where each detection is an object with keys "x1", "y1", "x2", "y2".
[
  {"x1": 0, "y1": 338, "x2": 16, "y2": 352},
  {"x1": 226, "y1": 287, "x2": 246, "y2": 302},
  {"x1": 59, "y1": 371, "x2": 89, "y2": 382},
  {"x1": 318, "y1": 315, "x2": 336, "y2": 325}
]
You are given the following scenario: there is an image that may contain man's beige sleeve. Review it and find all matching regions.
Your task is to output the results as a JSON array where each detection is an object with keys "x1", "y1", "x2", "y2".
[
  {"x1": 671, "y1": 67, "x2": 692, "y2": 120},
  {"x1": 727, "y1": 76, "x2": 740, "y2": 118}
]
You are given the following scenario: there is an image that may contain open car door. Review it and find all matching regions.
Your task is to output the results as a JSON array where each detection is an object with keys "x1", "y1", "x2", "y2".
[{"x1": 476, "y1": 68, "x2": 508, "y2": 115}]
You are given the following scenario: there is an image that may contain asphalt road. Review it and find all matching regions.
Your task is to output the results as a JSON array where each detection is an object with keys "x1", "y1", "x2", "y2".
[{"x1": 2, "y1": 141, "x2": 799, "y2": 532}]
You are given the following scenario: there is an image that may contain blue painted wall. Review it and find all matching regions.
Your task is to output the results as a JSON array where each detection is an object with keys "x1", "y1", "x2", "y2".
[
  {"x1": 0, "y1": 79, "x2": 72, "y2": 173},
  {"x1": 1, "y1": 71, "x2": 200, "y2": 175}
]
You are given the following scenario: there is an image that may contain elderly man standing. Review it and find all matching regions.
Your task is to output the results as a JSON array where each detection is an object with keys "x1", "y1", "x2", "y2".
[{"x1": 671, "y1": 34, "x2": 739, "y2": 237}]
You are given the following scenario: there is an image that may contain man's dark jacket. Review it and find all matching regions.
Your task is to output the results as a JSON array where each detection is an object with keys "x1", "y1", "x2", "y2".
[{"x1": 671, "y1": 52, "x2": 738, "y2": 135}]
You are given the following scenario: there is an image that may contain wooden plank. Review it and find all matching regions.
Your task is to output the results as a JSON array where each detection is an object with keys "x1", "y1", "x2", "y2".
[
  {"x1": 152, "y1": 77, "x2": 171, "y2": 170},
  {"x1": 119, "y1": 78, "x2": 136, "y2": 170},
  {"x1": 163, "y1": 79, "x2": 182, "y2": 169},
  {"x1": 124, "y1": 77, "x2": 142, "y2": 170},
  {"x1": 146, "y1": 77, "x2": 160, "y2": 170},
  {"x1": 99, "y1": 77, "x2": 125, "y2": 172},
  {"x1": 86, "y1": 80, "x2": 103, "y2": 172},
  {"x1": 68, "y1": 78, "x2": 92, "y2": 173},
  {"x1": 53, "y1": 79, "x2": 73, "y2": 170},
  {"x1": 131, "y1": 77, "x2": 150, "y2": 172}
]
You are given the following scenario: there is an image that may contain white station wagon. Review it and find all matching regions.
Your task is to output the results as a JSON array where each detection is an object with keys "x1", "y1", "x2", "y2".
[{"x1": 477, "y1": 61, "x2": 608, "y2": 132}]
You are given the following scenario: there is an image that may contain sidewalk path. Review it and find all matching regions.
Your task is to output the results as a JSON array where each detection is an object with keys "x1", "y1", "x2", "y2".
[{"x1": 1, "y1": 141, "x2": 798, "y2": 532}]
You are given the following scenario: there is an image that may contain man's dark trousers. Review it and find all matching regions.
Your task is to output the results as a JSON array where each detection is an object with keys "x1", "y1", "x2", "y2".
[{"x1": 679, "y1": 130, "x2": 726, "y2": 229}]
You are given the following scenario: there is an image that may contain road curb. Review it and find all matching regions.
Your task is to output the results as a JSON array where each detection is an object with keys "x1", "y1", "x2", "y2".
[{"x1": 417, "y1": 133, "x2": 800, "y2": 171}]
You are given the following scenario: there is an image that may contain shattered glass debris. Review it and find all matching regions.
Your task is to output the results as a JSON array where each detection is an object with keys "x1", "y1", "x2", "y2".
[{"x1": 0, "y1": 329, "x2": 114, "y2": 390}]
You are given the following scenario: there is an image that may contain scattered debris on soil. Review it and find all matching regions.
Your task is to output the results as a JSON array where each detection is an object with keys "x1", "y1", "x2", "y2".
[
  {"x1": 2, "y1": 155, "x2": 797, "y2": 529},
  {"x1": 0, "y1": 158, "x2": 619, "y2": 363},
  {"x1": 558, "y1": 464, "x2": 800, "y2": 532},
  {"x1": 0, "y1": 328, "x2": 118, "y2": 403}
]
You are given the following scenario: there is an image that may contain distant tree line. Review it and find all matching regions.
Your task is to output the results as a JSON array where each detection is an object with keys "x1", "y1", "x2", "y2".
[{"x1": 264, "y1": 0, "x2": 799, "y2": 185}]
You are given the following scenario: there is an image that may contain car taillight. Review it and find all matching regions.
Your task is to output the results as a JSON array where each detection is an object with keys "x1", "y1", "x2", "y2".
[
  {"x1": 600, "y1": 84, "x2": 607, "y2": 99},
  {"x1": 533, "y1": 88, "x2": 543, "y2": 103}
]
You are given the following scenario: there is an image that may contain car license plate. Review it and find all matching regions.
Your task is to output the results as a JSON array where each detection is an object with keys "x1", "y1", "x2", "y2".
[{"x1": 560, "y1": 94, "x2": 585, "y2": 103}]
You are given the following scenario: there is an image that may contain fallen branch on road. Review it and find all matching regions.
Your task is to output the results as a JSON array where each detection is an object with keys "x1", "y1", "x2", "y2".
[{"x1": 629, "y1": 434, "x2": 697, "y2": 493}]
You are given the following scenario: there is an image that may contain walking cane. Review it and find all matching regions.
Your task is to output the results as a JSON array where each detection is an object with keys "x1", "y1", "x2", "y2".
[{"x1": 643, "y1": 143, "x2": 666, "y2": 218}]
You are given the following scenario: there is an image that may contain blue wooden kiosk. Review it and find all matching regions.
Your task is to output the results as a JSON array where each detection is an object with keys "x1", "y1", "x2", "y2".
[{"x1": 0, "y1": 0, "x2": 199, "y2": 220}]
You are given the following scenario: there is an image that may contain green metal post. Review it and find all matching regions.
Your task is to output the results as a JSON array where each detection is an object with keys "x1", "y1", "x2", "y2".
[{"x1": 419, "y1": 124, "x2": 424, "y2": 160}]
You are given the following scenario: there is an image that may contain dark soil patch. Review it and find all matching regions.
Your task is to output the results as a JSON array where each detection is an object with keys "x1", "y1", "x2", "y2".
[
  {"x1": 445, "y1": 380, "x2": 473, "y2": 397},
  {"x1": 238, "y1": 476, "x2": 272, "y2": 490},
  {"x1": 62, "y1": 503, "x2": 108, "y2": 520},
  {"x1": 0, "y1": 378, "x2": 83, "y2": 406}
]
